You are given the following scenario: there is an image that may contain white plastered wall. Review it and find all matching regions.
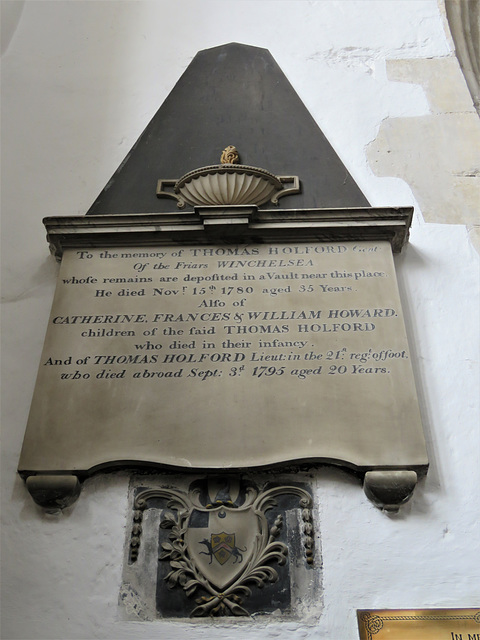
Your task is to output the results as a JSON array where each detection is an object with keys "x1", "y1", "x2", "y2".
[{"x1": 1, "y1": 1, "x2": 479, "y2": 639}]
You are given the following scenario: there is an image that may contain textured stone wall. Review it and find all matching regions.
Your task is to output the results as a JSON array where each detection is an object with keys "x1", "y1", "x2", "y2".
[{"x1": 1, "y1": 1, "x2": 479, "y2": 638}]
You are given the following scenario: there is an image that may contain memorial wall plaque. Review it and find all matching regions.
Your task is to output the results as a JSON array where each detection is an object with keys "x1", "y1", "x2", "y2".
[
  {"x1": 21, "y1": 239, "x2": 424, "y2": 473},
  {"x1": 17, "y1": 41, "x2": 433, "y2": 624},
  {"x1": 357, "y1": 609, "x2": 480, "y2": 639},
  {"x1": 19, "y1": 209, "x2": 427, "y2": 510},
  {"x1": 18, "y1": 43, "x2": 428, "y2": 514}
]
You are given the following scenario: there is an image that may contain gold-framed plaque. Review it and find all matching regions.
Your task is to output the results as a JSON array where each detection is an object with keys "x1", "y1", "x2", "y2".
[{"x1": 357, "y1": 609, "x2": 480, "y2": 640}]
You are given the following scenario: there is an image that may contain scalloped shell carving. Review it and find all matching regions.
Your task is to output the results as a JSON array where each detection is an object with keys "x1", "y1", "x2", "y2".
[{"x1": 176, "y1": 166, "x2": 282, "y2": 207}]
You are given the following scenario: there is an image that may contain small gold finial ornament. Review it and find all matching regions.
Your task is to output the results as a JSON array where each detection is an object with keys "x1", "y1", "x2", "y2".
[{"x1": 220, "y1": 145, "x2": 240, "y2": 164}]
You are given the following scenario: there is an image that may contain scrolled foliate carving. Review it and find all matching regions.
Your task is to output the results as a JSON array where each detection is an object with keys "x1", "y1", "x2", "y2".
[{"x1": 128, "y1": 478, "x2": 314, "y2": 617}]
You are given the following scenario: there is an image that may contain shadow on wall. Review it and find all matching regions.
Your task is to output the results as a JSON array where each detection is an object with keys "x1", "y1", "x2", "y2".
[{"x1": 1, "y1": 1, "x2": 25, "y2": 56}]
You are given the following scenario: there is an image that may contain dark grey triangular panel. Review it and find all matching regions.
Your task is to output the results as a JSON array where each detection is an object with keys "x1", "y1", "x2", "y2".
[{"x1": 87, "y1": 42, "x2": 369, "y2": 215}]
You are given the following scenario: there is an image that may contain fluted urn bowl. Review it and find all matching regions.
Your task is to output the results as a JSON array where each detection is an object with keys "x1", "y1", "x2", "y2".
[
  {"x1": 157, "y1": 164, "x2": 299, "y2": 209},
  {"x1": 176, "y1": 164, "x2": 283, "y2": 207}
]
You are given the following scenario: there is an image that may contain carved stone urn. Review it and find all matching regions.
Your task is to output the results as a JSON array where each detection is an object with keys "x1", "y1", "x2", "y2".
[{"x1": 157, "y1": 146, "x2": 300, "y2": 209}]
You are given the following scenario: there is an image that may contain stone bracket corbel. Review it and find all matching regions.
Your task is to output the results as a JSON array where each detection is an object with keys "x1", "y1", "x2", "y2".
[
  {"x1": 272, "y1": 176, "x2": 301, "y2": 204},
  {"x1": 25, "y1": 474, "x2": 81, "y2": 513},
  {"x1": 363, "y1": 470, "x2": 418, "y2": 513},
  {"x1": 156, "y1": 179, "x2": 186, "y2": 209},
  {"x1": 195, "y1": 205, "x2": 257, "y2": 232}
]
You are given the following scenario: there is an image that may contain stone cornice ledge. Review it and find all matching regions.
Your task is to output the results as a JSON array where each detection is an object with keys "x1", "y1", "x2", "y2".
[{"x1": 44, "y1": 206, "x2": 414, "y2": 260}]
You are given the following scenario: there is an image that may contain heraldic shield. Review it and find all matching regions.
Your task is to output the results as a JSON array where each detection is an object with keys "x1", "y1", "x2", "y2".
[
  {"x1": 129, "y1": 478, "x2": 314, "y2": 617},
  {"x1": 186, "y1": 506, "x2": 259, "y2": 590}
]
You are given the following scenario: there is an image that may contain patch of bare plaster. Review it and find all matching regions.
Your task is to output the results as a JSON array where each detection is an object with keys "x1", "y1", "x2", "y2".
[
  {"x1": 367, "y1": 57, "x2": 480, "y2": 232},
  {"x1": 387, "y1": 57, "x2": 476, "y2": 114}
]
